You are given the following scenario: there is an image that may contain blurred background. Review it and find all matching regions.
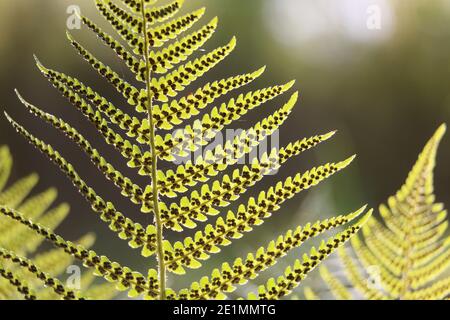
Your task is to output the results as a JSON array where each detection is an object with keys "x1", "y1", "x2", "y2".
[{"x1": 0, "y1": 0, "x2": 449, "y2": 298}]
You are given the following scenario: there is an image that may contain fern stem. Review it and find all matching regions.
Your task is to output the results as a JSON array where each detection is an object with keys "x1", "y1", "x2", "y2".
[
  {"x1": 399, "y1": 181, "x2": 424, "y2": 299},
  {"x1": 398, "y1": 201, "x2": 418, "y2": 299},
  {"x1": 140, "y1": 0, "x2": 166, "y2": 300}
]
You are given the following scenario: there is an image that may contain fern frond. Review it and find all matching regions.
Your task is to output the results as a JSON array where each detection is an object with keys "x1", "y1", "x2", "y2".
[
  {"x1": 155, "y1": 107, "x2": 298, "y2": 201},
  {"x1": 31, "y1": 234, "x2": 95, "y2": 279},
  {"x1": 154, "y1": 123, "x2": 280, "y2": 200},
  {"x1": 0, "y1": 174, "x2": 39, "y2": 238},
  {"x1": 117, "y1": 0, "x2": 145, "y2": 14},
  {"x1": 150, "y1": 36, "x2": 236, "y2": 103},
  {"x1": 8, "y1": 0, "x2": 367, "y2": 300},
  {"x1": 0, "y1": 148, "x2": 121, "y2": 300},
  {"x1": 155, "y1": 86, "x2": 295, "y2": 161},
  {"x1": 0, "y1": 146, "x2": 13, "y2": 191},
  {"x1": 0, "y1": 206, "x2": 158, "y2": 298},
  {"x1": 337, "y1": 247, "x2": 389, "y2": 300},
  {"x1": 0, "y1": 191, "x2": 62, "y2": 253},
  {"x1": 348, "y1": 236, "x2": 402, "y2": 296},
  {"x1": 117, "y1": 0, "x2": 157, "y2": 14},
  {"x1": 0, "y1": 264, "x2": 36, "y2": 300},
  {"x1": 313, "y1": 124, "x2": 449, "y2": 300},
  {"x1": 97, "y1": 1, "x2": 204, "y2": 53},
  {"x1": 363, "y1": 218, "x2": 404, "y2": 255},
  {"x1": 0, "y1": 248, "x2": 83, "y2": 300},
  {"x1": 81, "y1": 15, "x2": 143, "y2": 81},
  {"x1": 35, "y1": 63, "x2": 151, "y2": 146},
  {"x1": 104, "y1": 0, "x2": 145, "y2": 33},
  {"x1": 303, "y1": 287, "x2": 319, "y2": 300},
  {"x1": 0, "y1": 173, "x2": 38, "y2": 209},
  {"x1": 146, "y1": 7, "x2": 206, "y2": 48},
  {"x1": 4, "y1": 115, "x2": 156, "y2": 256},
  {"x1": 410, "y1": 236, "x2": 450, "y2": 268},
  {"x1": 403, "y1": 276, "x2": 450, "y2": 300},
  {"x1": 18, "y1": 203, "x2": 70, "y2": 255},
  {"x1": 163, "y1": 157, "x2": 356, "y2": 274},
  {"x1": 102, "y1": 0, "x2": 185, "y2": 34},
  {"x1": 247, "y1": 211, "x2": 371, "y2": 300},
  {"x1": 143, "y1": 0, "x2": 184, "y2": 25},
  {"x1": 178, "y1": 207, "x2": 370, "y2": 299},
  {"x1": 11, "y1": 234, "x2": 94, "y2": 296},
  {"x1": 407, "y1": 248, "x2": 450, "y2": 289},
  {"x1": 159, "y1": 131, "x2": 337, "y2": 231},
  {"x1": 35, "y1": 60, "x2": 151, "y2": 173},
  {"x1": 66, "y1": 32, "x2": 144, "y2": 110},
  {"x1": 153, "y1": 67, "x2": 264, "y2": 130},
  {"x1": 148, "y1": 16, "x2": 218, "y2": 75},
  {"x1": 318, "y1": 266, "x2": 351, "y2": 300},
  {"x1": 142, "y1": 93, "x2": 298, "y2": 213},
  {"x1": 16, "y1": 91, "x2": 146, "y2": 206},
  {"x1": 164, "y1": 166, "x2": 351, "y2": 274},
  {"x1": 94, "y1": 0, "x2": 144, "y2": 55},
  {"x1": 16, "y1": 188, "x2": 57, "y2": 216}
]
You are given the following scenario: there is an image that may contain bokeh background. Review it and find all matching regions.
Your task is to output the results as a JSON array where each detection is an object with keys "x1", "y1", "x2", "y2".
[{"x1": 0, "y1": 0, "x2": 449, "y2": 298}]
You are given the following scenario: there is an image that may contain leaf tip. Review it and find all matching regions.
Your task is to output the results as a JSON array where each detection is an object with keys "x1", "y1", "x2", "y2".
[
  {"x1": 210, "y1": 16, "x2": 219, "y2": 26},
  {"x1": 254, "y1": 65, "x2": 266, "y2": 77},
  {"x1": 65, "y1": 30, "x2": 75, "y2": 42},
  {"x1": 285, "y1": 79, "x2": 296, "y2": 90},
  {"x1": 358, "y1": 208, "x2": 373, "y2": 225},
  {"x1": 321, "y1": 130, "x2": 337, "y2": 141},
  {"x1": 338, "y1": 154, "x2": 357, "y2": 169},
  {"x1": 3, "y1": 111, "x2": 12, "y2": 122},
  {"x1": 434, "y1": 123, "x2": 447, "y2": 141},
  {"x1": 229, "y1": 36, "x2": 237, "y2": 48},
  {"x1": 33, "y1": 55, "x2": 48, "y2": 73},
  {"x1": 197, "y1": 7, "x2": 207, "y2": 17},
  {"x1": 14, "y1": 89, "x2": 27, "y2": 105}
]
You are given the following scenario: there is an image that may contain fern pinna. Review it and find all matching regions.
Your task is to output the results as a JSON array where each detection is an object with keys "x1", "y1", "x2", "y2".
[
  {"x1": 306, "y1": 124, "x2": 449, "y2": 300},
  {"x1": 0, "y1": 145, "x2": 116, "y2": 300},
  {"x1": 3, "y1": 0, "x2": 371, "y2": 300}
]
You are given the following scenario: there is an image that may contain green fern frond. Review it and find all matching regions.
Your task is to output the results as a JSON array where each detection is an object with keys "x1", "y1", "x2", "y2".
[
  {"x1": 16, "y1": 92, "x2": 145, "y2": 206},
  {"x1": 318, "y1": 266, "x2": 351, "y2": 300},
  {"x1": 81, "y1": 15, "x2": 143, "y2": 80},
  {"x1": 247, "y1": 211, "x2": 371, "y2": 300},
  {"x1": 119, "y1": 0, "x2": 158, "y2": 14},
  {"x1": 0, "y1": 264, "x2": 36, "y2": 300},
  {"x1": 312, "y1": 124, "x2": 449, "y2": 300},
  {"x1": 178, "y1": 207, "x2": 370, "y2": 299},
  {"x1": 154, "y1": 84, "x2": 295, "y2": 162},
  {"x1": 0, "y1": 147, "x2": 13, "y2": 191},
  {"x1": 332, "y1": 247, "x2": 387, "y2": 300},
  {"x1": 35, "y1": 60, "x2": 151, "y2": 174},
  {"x1": 152, "y1": 67, "x2": 264, "y2": 130},
  {"x1": 162, "y1": 157, "x2": 357, "y2": 275},
  {"x1": 6, "y1": 0, "x2": 369, "y2": 300},
  {"x1": 0, "y1": 206, "x2": 159, "y2": 299},
  {"x1": 5, "y1": 115, "x2": 156, "y2": 256},
  {"x1": 0, "y1": 248, "x2": 83, "y2": 300},
  {"x1": 0, "y1": 173, "x2": 38, "y2": 209},
  {"x1": 154, "y1": 99, "x2": 298, "y2": 202},
  {"x1": 303, "y1": 287, "x2": 319, "y2": 300},
  {"x1": 0, "y1": 147, "x2": 117, "y2": 300},
  {"x1": 158, "y1": 132, "x2": 337, "y2": 231}
]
